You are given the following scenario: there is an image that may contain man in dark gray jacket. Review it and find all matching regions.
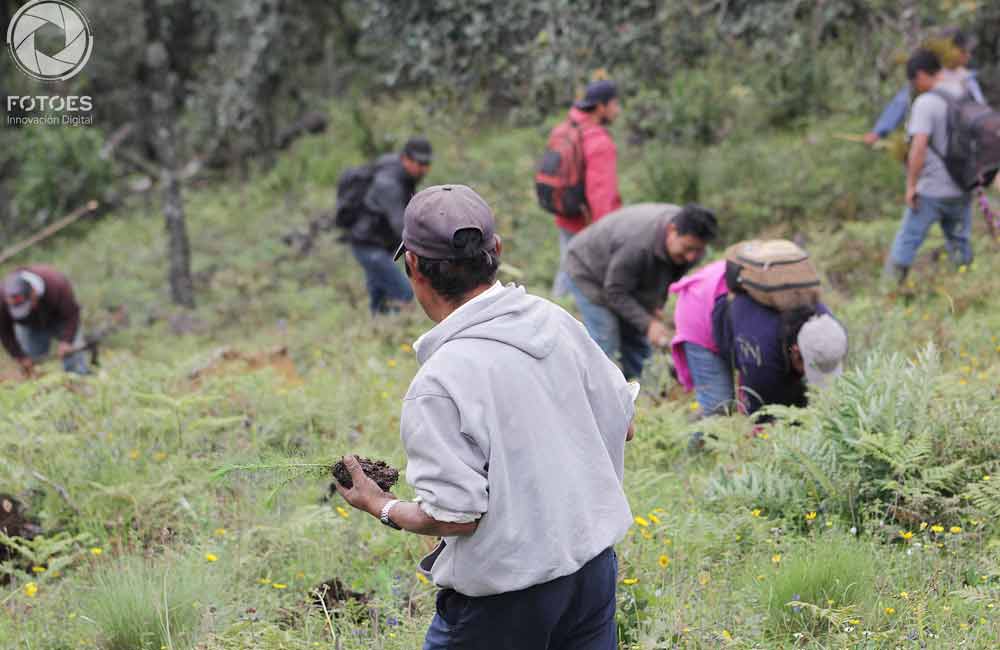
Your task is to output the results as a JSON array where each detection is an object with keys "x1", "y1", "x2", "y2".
[
  {"x1": 564, "y1": 203, "x2": 719, "y2": 379},
  {"x1": 348, "y1": 137, "x2": 432, "y2": 313}
]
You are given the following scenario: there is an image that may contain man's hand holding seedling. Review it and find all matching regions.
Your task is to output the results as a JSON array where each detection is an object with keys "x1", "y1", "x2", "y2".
[{"x1": 333, "y1": 455, "x2": 478, "y2": 538}]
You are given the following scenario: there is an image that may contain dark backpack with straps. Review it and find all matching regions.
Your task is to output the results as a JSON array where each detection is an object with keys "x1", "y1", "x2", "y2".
[
  {"x1": 929, "y1": 88, "x2": 1000, "y2": 191},
  {"x1": 334, "y1": 164, "x2": 376, "y2": 229},
  {"x1": 535, "y1": 119, "x2": 587, "y2": 218}
]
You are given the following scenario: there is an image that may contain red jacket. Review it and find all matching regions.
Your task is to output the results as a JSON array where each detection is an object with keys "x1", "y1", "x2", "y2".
[
  {"x1": 0, "y1": 265, "x2": 81, "y2": 359},
  {"x1": 554, "y1": 107, "x2": 622, "y2": 234}
]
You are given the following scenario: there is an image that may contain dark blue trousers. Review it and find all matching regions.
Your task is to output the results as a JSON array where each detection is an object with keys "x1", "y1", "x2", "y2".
[
  {"x1": 423, "y1": 548, "x2": 617, "y2": 650},
  {"x1": 350, "y1": 243, "x2": 414, "y2": 314}
]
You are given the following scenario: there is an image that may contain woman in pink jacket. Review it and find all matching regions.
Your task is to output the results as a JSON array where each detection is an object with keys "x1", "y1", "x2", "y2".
[{"x1": 669, "y1": 260, "x2": 734, "y2": 416}]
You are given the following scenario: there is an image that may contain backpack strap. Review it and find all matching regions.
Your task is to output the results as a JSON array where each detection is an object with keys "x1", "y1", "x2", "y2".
[{"x1": 924, "y1": 88, "x2": 957, "y2": 165}]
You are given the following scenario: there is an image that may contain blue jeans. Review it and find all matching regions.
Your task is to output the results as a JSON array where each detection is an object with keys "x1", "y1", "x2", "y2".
[
  {"x1": 567, "y1": 279, "x2": 651, "y2": 380},
  {"x1": 684, "y1": 342, "x2": 734, "y2": 416},
  {"x1": 889, "y1": 194, "x2": 973, "y2": 268},
  {"x1": 350, "y1": 244, "x2": 414, "y2": 314},
  {"x1": 423, "y1": 548, "x2": 617, "y2": 650},
  {"x1": 15, "y1": 323, "x2": 89, "y2": 374},
  {"x1": 551, "y1": 227, "x2": 575, "y2": 298}
]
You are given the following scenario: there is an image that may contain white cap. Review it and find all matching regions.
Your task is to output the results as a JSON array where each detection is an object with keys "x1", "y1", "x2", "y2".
[{"x1": 797, "y1": 314, "x2": 848, "y2": 388}]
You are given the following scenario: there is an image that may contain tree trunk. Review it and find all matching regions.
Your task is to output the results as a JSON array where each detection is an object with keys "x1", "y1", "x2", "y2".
[
  {"x1": 162, "y1": 165, "x2": 195, "y2": 308},
  {"x1": 145, "y1": 0, "x2": 195, "y2": 308}
]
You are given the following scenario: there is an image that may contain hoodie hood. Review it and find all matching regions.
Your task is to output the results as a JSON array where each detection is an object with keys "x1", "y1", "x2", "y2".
[{"x1": 415, "y1": 284, "x2": 558, "y2": 365}]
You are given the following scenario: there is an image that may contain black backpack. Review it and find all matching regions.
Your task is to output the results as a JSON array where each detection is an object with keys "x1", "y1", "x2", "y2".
[
  {"x1": 930, "y1": 89, "x2": 1000, "y2": 191},
  {"x1": 334, "y1": 164, "x2": 376, "y2": 229}
]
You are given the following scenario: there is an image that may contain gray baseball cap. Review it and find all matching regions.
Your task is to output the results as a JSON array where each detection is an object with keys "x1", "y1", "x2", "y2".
[
  {"x1": 797, "y1": 314, "x2": 848, "y2": 388},
  {"x1": 393, "y1": 184, "x2": 498, "y2": 261}
]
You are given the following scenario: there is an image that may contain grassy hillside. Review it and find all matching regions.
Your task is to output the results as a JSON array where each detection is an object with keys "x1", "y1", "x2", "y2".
[{"x1": 1, "y1": 96, "x2": 999, "y2": 649}]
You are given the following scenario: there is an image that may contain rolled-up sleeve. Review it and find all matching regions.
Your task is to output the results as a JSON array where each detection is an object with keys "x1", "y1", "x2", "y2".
[{"x1": 401, "y1": 393, "x2": 488, "y2": 521}]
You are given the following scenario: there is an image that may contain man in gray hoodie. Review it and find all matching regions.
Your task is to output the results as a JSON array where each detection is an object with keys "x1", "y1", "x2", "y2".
[{"x1": 335, "y1": 184, "x2": 636, "y2": 649}]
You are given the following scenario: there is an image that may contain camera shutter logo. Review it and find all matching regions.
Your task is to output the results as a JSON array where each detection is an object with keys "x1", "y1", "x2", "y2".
[{"x1": 6, "y1": 1, "x2": 93, "y2": 81}]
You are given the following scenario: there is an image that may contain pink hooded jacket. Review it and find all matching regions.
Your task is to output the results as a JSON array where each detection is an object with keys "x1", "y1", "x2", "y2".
[{"x1": 669, "y1": 260, "x2": 728, "y2": 391}]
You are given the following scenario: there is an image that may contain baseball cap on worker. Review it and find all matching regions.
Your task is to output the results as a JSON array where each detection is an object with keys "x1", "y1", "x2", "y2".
[
  {"x1": 574, "y1": 79, "x2": 618, "y2": 109},
  {"x1": 402, "y1": 136, "x2": 433, "y2": 165},
  {"x1": 393, "y1": 185, "x2": 498, "y2": 262},
  {"x1": 3, "y1": 272, "x2": 33, "y2": 320},
  {"x1": 797, "y1": 314, "x2": 848, "y2": 389}
]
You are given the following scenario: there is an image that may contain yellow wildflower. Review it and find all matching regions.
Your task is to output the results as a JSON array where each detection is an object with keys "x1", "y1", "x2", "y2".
[
  {"x1": 984, "y1": 475, "x2": 991, "y2": 482},
  {"x1": 416, "y1": 573, "x2": 430, "y2": 585},
  {"x1": 931, "y1": 524, "x2": 944, "y2": 533},
  {"x1": 90, "y1": 547, "x2": 103, "y2": 556},
  {"x1": 899, "y1": 591, "x2": 909, "y2": 599},
  {"x1": 23, "y1": 582, "x2": 37, "y2": 598},
  {"x1": 751, "y1": 508, "x2": 762, "y2": 517},
  {"x1": 640, "y1": 530, "x2": 653, "y2": 540},
  {"x1": 205, "y1": 553, "x2": 218, "y2": 563},
  {"x1": 849, "y1": 619, "x2": 861, "y2": 625},
  {"x1": 900, "y1": 531, "x2": 914, "y2": 540},
  {"x1": 920, "y1": 522, "x2": 928, "y2": 530},
  {"x1": 758, "y1": 431, "x2": 769, "y2": 440},
  {"x1": 722, "y1": 629, "x2": 733, "y2": 641},
  {"x1": 400, "y1": 343, "x2": 413, "y2": 353},
  {"x1": 958, "y1": 265, "x2": 968, "y2": 273},
  {"x1": 258, "y1": 578, "x2": 271, "y2": 585},
  {"x1": 950, "y1": 526, "x2": 962, "y2": 534},
  {"x1": 622, "y1": 577, "x2": 638, "y2": 585},
  {"x1": 634, "y1": 516, "x2": 649, "y2": 527},
  {"x1": 387, "y1": 359, "x2": 397, "y2": 368},
  {"x1": 885, "y1": 607, "x2": 895, "y2": 615},
  {"x1": 128, "y1": 449, "x2": 140, "y2": 460},
  {"x1": 771, "y1": 554, "x2": 782, "y2": 565},
  {"x1": 214, "y1": 527, "x2": 227, "y2": 537},
  {"x1": 336, "y1": 506, "x2": 350, "y2": 519},
  {"x1": 805, "y1": 511, "x2": 817, "y2": 521},
  {"x1": 31, "y1": 566, "x2": 45, "y2": 573},
  {"x1": 153, "y1": 451, "x2": 168, "y2": 462},
  {"x1": 689, "y1": 401, "x2": 699, "y2": 412},
  {"x1": 698, "y1": 572, "x2": 711, "y2": 586},
  {"x1": 658, "y1": 555, "x2": 670, "y2": 568},
  {"x1": 648, "y1": 514, "x2": 661, "y2": 524},
  {"x1": 272, "y1": 583, "x2": 287, "y2": 590}
]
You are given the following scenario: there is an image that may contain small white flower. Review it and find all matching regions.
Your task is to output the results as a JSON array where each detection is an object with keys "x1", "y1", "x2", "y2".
[{"x1": 849, "y1": 526, "x2": 858, "y2": 535}]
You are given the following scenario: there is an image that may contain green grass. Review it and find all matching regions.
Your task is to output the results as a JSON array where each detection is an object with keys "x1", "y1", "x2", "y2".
[{"x1": 1, "y1": 94, "x2": 999, "y2": 648}]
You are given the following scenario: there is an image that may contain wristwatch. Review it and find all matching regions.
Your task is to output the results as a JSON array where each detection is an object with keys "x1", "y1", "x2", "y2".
[{"x1": 379, "y1": 499, "x2": 401, "y2": 530}]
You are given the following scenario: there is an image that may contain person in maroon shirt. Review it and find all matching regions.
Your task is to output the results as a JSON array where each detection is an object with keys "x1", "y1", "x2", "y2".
[{"x1": 0, "y1": 265, "x2": 89, "y2": 375}]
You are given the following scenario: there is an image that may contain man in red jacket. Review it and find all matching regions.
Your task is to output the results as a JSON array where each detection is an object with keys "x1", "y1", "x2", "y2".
[
  {"x1": 552, "y1": 80, "x2": 623, "y2": 297},
  {"x1": 0, "y1": 266, "x2": 89, "y2": 375}
]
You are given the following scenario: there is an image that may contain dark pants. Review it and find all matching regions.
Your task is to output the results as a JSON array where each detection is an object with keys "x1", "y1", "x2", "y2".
[
  {"x1": 423, "y1": 548, "x2": 617, "y2": 650},
  {"x1": 350, "y1": 243, "x2": 414, "y2": 314},
  {"x1": 567, "y1": 279, "x2": 651, "y2": 380}
]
